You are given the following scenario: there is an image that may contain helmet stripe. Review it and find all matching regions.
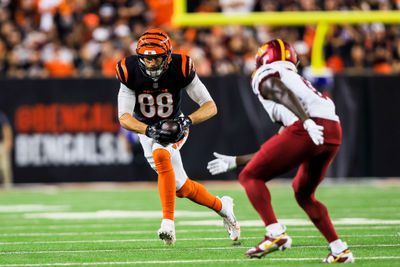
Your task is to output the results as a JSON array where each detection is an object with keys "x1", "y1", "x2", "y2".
[
  {"x1": 138, "y1": 42, "x2": 167, "y2": 52},
  {"x1": 140, "y1": 36, "x2": 167, "y2": 44},
  {"x1": 137, "y1": 39, "x2": 169, "y2": 54},
  {"x1": 142, "y1": 31, "x2": 168, "y2": 39},
  {"x1": 139, "y1": 34, "x2": 170, "y2": 51},
  {"x1": 277, "y1": 39, "x2": 286, "y2": 61}
]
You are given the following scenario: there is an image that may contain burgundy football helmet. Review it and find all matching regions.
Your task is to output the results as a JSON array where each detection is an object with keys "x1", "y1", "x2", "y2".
[{"x1": 255, "y1": 39, "x2": 298, "y2": 69}]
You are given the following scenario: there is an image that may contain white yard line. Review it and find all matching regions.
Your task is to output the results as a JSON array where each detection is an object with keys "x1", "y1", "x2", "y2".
[
  {"x1": 0, "y1": 230, "x2": 397, "y2": 237},
  {"x1": 0, "y1": 224, "x2": 397, "y2": 231},
  {"x1": 0, "y1": 234, "x2": 399, "y2": 246},
  {"x1": 1, "y1": 244, "x2": 400, "y2": 255},
  {"x1": 23, "y1": 210, "x2": 216, "y2": 220},
  {"x1": 0, "y1": 205, "x2": 68, "y2": 212},
  {"x1": 1, "y1": 256, "x2": 400, "y2": 266},
  {"x1": 179, "y1": 218, "x2": 400, "y2": 226}
]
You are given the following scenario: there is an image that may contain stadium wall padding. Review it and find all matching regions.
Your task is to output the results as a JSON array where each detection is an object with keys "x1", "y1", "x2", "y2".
[{"x1": 0, "y1": 75, "x2": 398, "y2": 183}]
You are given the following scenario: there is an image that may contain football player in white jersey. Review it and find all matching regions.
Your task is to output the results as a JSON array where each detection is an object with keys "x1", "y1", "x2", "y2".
[{"x1": 207, "y1": 39, "x2": 354, "y2": 263}]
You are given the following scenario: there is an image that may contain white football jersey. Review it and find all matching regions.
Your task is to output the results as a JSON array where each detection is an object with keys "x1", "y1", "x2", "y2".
[{"x1": 251, "y1": 61, "x2": 339, "y2": 127}]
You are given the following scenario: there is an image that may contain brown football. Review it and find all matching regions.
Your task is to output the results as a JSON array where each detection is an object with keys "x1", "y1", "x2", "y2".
[{"x1": 161, "y1": 120, "x2": 179, "y2": 135}]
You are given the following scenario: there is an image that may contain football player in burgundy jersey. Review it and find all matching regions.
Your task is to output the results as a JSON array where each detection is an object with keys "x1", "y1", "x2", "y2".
[
  {"x1": 116, "y1": 28, "x2": 240, "y2": 245},
  {"x1": 207, "y1": 39, "x2": 354, "y2": 263}
]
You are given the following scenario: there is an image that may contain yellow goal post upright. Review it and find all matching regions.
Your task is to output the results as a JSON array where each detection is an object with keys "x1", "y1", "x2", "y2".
[{"x1": 172, "y1": 0, "x2": 400, "y2": 74}]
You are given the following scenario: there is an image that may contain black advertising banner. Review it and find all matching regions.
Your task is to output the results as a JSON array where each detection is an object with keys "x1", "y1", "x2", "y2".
[
  {"x1": 332, "y1": 74, "x2": 400, "y2": 178},
  {"x1": 0, "y1": 75, "x2": 400, "y2": 183},
  {"x1": 0, "y1": 79, "x2": 155, "y2": 183}
]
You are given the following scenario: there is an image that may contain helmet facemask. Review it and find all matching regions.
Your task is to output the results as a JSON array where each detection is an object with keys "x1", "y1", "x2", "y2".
[{"x1": 138, "y1": 53, "x2": 170, "y2": 81}]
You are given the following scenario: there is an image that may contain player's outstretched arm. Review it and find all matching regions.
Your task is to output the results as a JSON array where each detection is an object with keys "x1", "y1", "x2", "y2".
[
  {"x1": 207, "y1": 152, "x2": 256, "y2": 175},
  {"x1": 260, "y1": 77, "x2": 324, "y2": 145}
]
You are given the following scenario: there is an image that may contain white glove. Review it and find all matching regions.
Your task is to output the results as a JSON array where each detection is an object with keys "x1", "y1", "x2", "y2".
[
  {"x1": 303, "y1": 119, "x2": 324, "y2": 145},
  {"x1": 207, "y1": 152, "x2": 237, "y2": 175}
]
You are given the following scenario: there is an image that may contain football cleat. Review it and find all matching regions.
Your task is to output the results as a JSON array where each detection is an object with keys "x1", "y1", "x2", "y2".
[
  {"x1": 322, "y1": 248, "x2": 355, "y2": 263},
  {"x1": 218, "y1": 196, "x2": 240, "y2": 241},
  {"x1": 246, "y1": 232, "x2": 292, "y2": 258},
  {"x1": 157, "y1": 219, "x2": 176, "y2": 246}
]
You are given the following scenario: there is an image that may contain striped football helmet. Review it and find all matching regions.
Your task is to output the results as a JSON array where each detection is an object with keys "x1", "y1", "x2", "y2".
[
  {"x1": 255, "y1": 39, "x2": 298, "y2": 71},
  {"x1": 136, "y1": 28, "x2": 172, "y2": 80}
]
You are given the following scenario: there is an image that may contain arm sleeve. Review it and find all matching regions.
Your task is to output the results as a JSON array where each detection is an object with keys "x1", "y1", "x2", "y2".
[
  {"x1": 117, "y1": 83, "x2": 136, "y2": 119},
  {"x1": 184, "y1": 74, "x2": 213, "y2": 106}
]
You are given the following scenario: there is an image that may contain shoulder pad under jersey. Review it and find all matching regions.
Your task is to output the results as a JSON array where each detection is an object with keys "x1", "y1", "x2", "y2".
[{"x1": 116, "y1": 56, "x2": 136, "y2": 85}]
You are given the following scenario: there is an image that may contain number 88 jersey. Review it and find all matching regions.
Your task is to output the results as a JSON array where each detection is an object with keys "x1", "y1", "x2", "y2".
[{"x1": 116, "y1": 53, "x2": 196, "y2": 125}]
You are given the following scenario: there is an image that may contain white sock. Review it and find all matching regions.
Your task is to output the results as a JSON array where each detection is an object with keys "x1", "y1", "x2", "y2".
[
  {"x1": 266, "y1": 223, "x2": 285, "y2": 237},
  {"x1": 161, "y1": 219, "x2": 175, "y2": 228},
  {"x1": 329, "y1": 239, "x2": 348, "y2": 255}
]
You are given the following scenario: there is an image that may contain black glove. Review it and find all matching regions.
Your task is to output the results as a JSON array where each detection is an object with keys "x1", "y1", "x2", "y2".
[
  {"x1": 145, "y1": 121, "x2": 176, "y2": 144},
  {"x1": 158, "y1": 130, "x2": 178, "y2": 144},
  {"x1": 174, "y1": 116, "x2": 192, "y2": 142}
]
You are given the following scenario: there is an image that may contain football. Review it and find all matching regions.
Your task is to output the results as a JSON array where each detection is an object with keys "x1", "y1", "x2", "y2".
[{"x1": 160, "y1": 120, "x2": 180, "y2": 136}]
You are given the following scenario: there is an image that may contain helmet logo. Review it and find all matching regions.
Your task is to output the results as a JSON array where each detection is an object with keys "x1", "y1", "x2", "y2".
[
  {"x1": 286, "y1": 50, "x2": 291, "y2": 59},
  {"x1": 257, "y1": 44, "x2": 268, "y2": 57},
  {"x1": 144, "y1": 50, "x2": 157, "y2": 55}
]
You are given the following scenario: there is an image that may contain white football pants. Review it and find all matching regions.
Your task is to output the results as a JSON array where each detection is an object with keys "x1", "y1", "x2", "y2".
[{"x1": 138, "y1": 131, "x2": 189, "y2": 191}]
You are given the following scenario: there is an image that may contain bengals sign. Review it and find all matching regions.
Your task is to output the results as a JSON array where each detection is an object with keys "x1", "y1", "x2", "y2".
[{"x1": 13, "y1": 103, "x2": 132, "y2": 167}]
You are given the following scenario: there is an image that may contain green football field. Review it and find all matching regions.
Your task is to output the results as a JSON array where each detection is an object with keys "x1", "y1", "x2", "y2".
[{"x1": 0, "y1": 180, "x2": 399, "y2": 266}]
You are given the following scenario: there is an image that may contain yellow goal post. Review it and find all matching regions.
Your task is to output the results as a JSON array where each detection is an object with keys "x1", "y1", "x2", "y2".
[{"x1": 172, "y1": 0, "x2": 400, "y2": 73}]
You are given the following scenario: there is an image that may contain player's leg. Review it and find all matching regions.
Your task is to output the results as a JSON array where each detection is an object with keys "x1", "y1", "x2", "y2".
[
  {"x1": 0, "y1": 144, "x2": 12, "y2": 189},
  {"x1": 240, "y1": 128, "x2": 314, "y2": 257},
  {"x1": 292, "y1": 144, "x2": 354, "y2": 263},
  {"x1": 0, "y1": 144, "x2": 5, "y2": 187},
  {"x1": 239, "y1": 129, "x2": 313, "y2": 228},
  {"x1": 176, "y1": 178, "x2": 221, "y2": 211},
  {"x1": 292, "y1": 145, "x2": 339, "y2": 242},
  {"x1": 170, "y1": 130, "x2": 220, "y2": 211},
  {"x1": 175, "y1": 176, "x2": 240, "y2": 241},
  {"x1": 168, "y1": 132, "x2": 239, "y2": 240},
  {"x1": 152, "y1": 143, "x2": 178, "y2": 245},
  {"x1": 138, "y1": 134, "x2": 176, "y2": 245},
  {"x1": 153, "y1": 147, "x2": 176, "y2": 220}
]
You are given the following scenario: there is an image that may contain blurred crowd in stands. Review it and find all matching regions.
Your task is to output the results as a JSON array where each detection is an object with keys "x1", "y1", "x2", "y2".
[{"x1": 0, "y1": 0, "x2": 399, "y2": 79}]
